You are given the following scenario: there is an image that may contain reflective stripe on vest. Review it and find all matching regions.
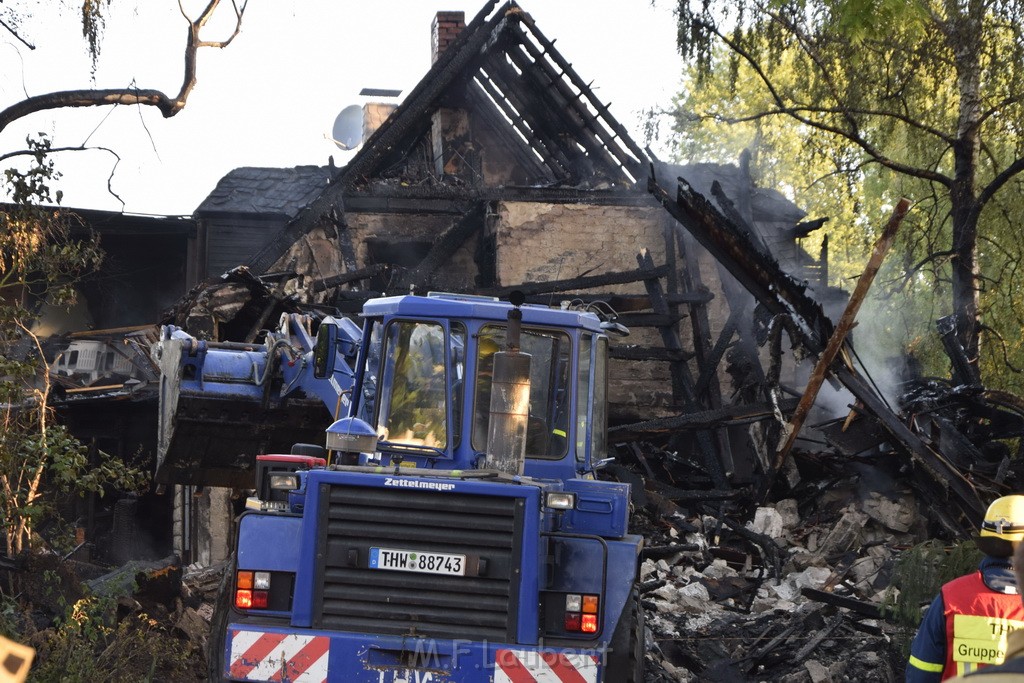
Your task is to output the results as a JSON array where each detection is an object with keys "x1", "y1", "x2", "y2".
[{"x1": 941, "y1": 571, "x2": 1024, "y2": 680}]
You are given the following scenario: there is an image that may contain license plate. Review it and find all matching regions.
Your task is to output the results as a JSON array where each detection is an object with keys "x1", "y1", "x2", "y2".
[{"x1": 369, "y1": 547, "x2": 466, "y2": 576}]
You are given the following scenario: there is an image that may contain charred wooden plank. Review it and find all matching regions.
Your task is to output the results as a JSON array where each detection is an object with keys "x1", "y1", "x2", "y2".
[
  {"x1": 642, "y1": 544, "x2": 701, "y2": 559},
  {"x1": 793, "y1": 611, "x2": 845, "y2": 663},
  {"x1": 521, "y1": 291, "x2": 713, "y2": 311},
  {"x1": 800, "y1": 587, "x2": 882, "y2": 619},
  {"x1": 313, "y1": 264, "x2": 390, "y2": 293},
  {"x1": 695, "y1": 304, "x2": 743, "y2": 399},
  {"x1": 609, "y1": 345, "x2": 695, "y2": 362},
  {"x1": 637, "y1": 249, "x2": 726, "y2": 486},
  {"x1": 614, "y1": 312, "x2": 686, "y2": 328},
  {"x1": 649, "y1": 481, "x2": 743, "y2": 503},
  {"x1": 610, "y1": 399, "x2": 798, "y2": 435},
  {"x1": 482, "y1": 264, "x2": 670, "y2": 298},
  {"x1": 327, "y1": 205, "x2": 358, "y2": 274},
  {"x1": 638, "y1": 248, "x2": 687, "y2": 403},
  {"x1": 722, "y1": 517, "x2": 782, "y2": 580},
  {"x1": 393, "y1": 202, "x2": 488, "y2": 293}
]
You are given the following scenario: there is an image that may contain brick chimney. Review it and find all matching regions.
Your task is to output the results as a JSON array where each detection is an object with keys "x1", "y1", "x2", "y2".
[{"x1": 431, "y1": 11, "x2": 465, "y2": 63}]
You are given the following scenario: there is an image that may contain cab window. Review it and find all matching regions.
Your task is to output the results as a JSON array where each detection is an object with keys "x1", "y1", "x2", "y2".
[
  {"x1": 473, "y1": 325, "x2": 571, "y2": 459},
  {"x1": 375, "y1": 321, "x2": 448, "y2": 448},
  {"x1": 576, "y1": 335, "x2": 592, "y2": 463}
]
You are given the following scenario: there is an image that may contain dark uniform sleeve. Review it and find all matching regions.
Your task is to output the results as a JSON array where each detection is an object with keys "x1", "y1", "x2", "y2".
[{"x1": 907, "y1": 593, "x2": 947, "y2": 682}]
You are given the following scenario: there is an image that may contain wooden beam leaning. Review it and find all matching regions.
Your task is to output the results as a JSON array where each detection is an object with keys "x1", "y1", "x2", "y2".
[
  {"x1": 764, "y1": 198, "x2": 910, "y2": 501},
  {"x1": 637, "y1": 248, "x2": 727, "y2": 487}
]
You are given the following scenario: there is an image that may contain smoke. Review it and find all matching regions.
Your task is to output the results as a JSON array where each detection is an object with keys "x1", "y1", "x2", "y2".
[{"x1": 801, "y1": 283, "x2": 923, "y2": 422}]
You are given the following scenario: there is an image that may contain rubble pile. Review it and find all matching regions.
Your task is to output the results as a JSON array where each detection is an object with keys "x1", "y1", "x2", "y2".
[{"x1": 613, "y1": 443, "x2": 920, "y2": 681}]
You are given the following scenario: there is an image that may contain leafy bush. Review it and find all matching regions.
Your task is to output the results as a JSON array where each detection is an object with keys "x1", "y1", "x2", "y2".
[
  {"x1": 882, "y1": 539, "x2": 983, "y2": 655},
  {"x1": 27, "y1": 594, "x2": 192, "y2": 683}
]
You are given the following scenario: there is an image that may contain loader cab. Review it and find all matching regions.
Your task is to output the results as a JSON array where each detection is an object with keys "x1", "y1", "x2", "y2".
[{"x1": 341, "y1": 293, "x2": 615, "y2": 480}]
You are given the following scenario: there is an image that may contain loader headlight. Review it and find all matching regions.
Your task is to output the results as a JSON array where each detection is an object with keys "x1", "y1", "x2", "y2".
[
  {"x1": 544, "y1": 492, "x2": 576, "y2": 511},
  {"x1": 268, "y1": 473, "x2": 299, "y2": 491}
]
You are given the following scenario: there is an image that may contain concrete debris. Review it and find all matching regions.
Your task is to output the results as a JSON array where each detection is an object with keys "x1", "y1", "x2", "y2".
[{"x1": 620, "y1": 455, "x2": 911, "y2": 681}]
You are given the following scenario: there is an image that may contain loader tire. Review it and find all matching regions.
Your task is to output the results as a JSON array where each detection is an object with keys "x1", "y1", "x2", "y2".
[
  {"x1": 207, "y1": 556, "x2": 233, "y2": 682},
  {"x1": 604, "y1": 586, "x2": 645, "y2": 683}
]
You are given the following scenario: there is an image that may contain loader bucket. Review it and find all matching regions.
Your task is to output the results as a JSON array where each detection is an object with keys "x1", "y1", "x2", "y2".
[{"x1": 155, "y1": 336, "x2": 332, "y2": 488}]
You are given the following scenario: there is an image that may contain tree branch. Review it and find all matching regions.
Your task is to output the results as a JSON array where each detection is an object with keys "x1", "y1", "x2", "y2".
[
  {"x1": 696, "y1": 18, "x2": 954, "y2": 187},
  {"x1": 0, "y1": 0, "x2": 248, "y2": 134},
  {"x1": 0, "y1": 16, "x2": 35, "y2": 50},
  {"x1": 977, "y1": 156, "x2": 1024, "y2": 208}
]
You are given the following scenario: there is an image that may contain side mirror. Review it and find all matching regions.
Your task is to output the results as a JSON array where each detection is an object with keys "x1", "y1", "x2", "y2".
[{"x1": 313, "y1": 319, "x2": 340, "y2": 379}]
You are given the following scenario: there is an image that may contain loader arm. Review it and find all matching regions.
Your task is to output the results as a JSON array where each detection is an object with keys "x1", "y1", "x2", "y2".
[{"x1": 153, "y1": 314, "x2": 363, "y2": 488}]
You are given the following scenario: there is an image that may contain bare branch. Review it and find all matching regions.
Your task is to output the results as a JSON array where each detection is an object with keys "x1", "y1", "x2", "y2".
[
  {"x1": 979, "y1": 324, "x2": 1024, "y2": 374},
  {"x1": 0, "y1": 144, "x2": 126, "y2": 209},
  {"x1": 0, "y1": 0, "x2": 248, "y2": 134},
  {"x1": 977, "y1": 156, "x2": 1024, "y2": 208},
  {"x1": 0, "y1": 144, "x2": 121, "y2": 165},
  {"x1": 0, "y1": 16, "x2": 35, "y2": 49}
]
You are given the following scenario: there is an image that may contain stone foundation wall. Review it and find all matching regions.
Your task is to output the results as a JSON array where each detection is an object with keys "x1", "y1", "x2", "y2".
[{"x1": 274, "y1": 199, "x2": 750, "y2": 422}]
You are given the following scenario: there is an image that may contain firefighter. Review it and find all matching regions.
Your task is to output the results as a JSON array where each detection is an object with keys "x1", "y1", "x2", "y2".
[
  {"x1": 947, "y1": 541, "x2": 1024, "y2": 680},
  {"x1": 907, "y1": 495, "x2": 1024, "y2": 681}
]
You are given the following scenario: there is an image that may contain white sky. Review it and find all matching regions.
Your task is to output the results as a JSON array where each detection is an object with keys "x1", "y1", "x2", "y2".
[{"x1": 0, "y1": 1, "x2": 683, "y2": 216}]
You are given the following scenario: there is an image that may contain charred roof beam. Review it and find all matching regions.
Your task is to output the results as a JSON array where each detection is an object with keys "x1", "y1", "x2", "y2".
[
  {"x1": 471, "y1": 70, "x2": 573, "y2": 179},
  {"x1": 480, "y1": 56, "x2": 583, "y2": 181},
  {"x1": 517, "y1": 11, "x2": 648, "y2": 174},
  {"x1": 649, "y1": 170, "x2": 832, "y2": 353},
  {"x1": 497, "y1": 45, "x2": 612, "y2": 181},
  {"x1": 465, "y1": 83, "x2": 553, "y2": 183},
  {"x1": 506, "y1": 21, "x2": 643, "y2": 183},
  {"x1": 501, "y1": 42, "x2": 625, "y2": 185}
]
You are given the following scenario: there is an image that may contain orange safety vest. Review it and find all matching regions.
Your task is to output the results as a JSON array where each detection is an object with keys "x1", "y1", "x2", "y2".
[{"x1": 941, "y1": 571, "x2": 1024, "y2": 679}]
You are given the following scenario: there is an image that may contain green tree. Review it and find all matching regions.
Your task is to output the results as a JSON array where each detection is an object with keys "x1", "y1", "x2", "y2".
[
  {"x1": 0, "y1": 1, "x2": 248, "y2": 554},
  {"x1": 673, "y1": 0, "x2": 1024, "y2": 382},
  {"x1": 0, "y1": 137, "x2": 147, "y2": 555}
]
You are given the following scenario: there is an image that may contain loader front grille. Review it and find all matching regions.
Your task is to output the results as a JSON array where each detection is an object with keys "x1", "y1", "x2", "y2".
[{"x1": 312, "y1": 483, "x2": 525, "y2": 641}]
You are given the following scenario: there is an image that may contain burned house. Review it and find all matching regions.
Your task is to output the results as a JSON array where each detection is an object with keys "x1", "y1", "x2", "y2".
[
  {"x1": 162, "y1": 0, "x2": 1023, "y2": 557},
  {"x1": 176, "y1": 3, "x2": 831, "y2": 480},
  {"x1": 19, "y1": 0, "x2": 1015, "y2": 576},
  {"x1": 0, "y1": 207, "x2": 199, "y2": 562}
]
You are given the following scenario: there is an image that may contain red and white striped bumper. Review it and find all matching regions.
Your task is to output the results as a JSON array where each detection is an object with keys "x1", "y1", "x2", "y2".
[
  {"x1": 228, "y1": 629, "x2": 330, "y2": 682},
  {"x1": 495, "y1": 648, "x2": 600, "y2": 682},
  {"x1": 224, "y1": 627, "x2": 606, "y2": 682}
]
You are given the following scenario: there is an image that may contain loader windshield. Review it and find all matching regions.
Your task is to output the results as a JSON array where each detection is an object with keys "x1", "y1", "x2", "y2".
[
  {"x1": 374, "y1": 320, "x2": 465, "y2": 452},
  {"x1": 473, "y1": 325, "x2": 571, "y2": 459}
]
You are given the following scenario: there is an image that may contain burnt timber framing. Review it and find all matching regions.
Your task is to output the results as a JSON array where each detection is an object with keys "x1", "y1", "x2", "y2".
[
  {"x1": 648, "y1": 169, "x2": 987, "y2": 528},
  {"x1": 180, "y1": 0, "x2": 1009, "y2": 537}
]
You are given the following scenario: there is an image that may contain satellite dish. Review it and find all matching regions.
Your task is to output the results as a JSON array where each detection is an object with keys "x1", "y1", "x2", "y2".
[{"x1": 332, "y1": 104, "x2": 363, "y2": 151}]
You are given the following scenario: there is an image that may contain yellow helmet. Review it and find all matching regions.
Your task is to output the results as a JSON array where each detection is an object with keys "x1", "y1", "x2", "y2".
[{"x1": 979, "y1": 495, "x2": 1024, "y2": 542}]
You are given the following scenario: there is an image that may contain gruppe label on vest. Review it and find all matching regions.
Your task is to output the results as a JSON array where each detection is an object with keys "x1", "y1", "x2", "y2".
[{"x1": 952, "y1": 614, "x2": 1024, "y2": 664}]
